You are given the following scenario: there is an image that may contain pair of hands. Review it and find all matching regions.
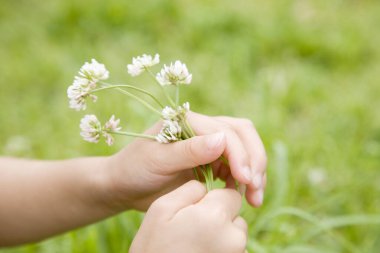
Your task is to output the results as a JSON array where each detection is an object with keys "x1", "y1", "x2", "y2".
[
  {"x1": 0, "y1": 111, "x2": 266, "y2": 250},
  {"x1": 105, "y1": 112, "x2": 267, "y2": 253}
]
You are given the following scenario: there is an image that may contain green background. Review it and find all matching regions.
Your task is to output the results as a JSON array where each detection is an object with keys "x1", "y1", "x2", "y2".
[{"x1": 1, "y1": 0, "x2": 379, "y2": 252}]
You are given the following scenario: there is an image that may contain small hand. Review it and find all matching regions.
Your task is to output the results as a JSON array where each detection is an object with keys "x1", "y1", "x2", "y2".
[
  {"x1": 130, "y1": 181, "x2": 248, "y2": 253},
  {"x1": 107, "y1": 112, "x2": 267, "y2": 211}
]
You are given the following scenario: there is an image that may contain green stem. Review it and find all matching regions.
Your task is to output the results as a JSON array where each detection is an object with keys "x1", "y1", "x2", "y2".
[
  {"x1": 184, "y1": 118, "x2": 196, "y2": 137},
  {"x1": 193, "y1": 168, "x2": 200, "y2": 181},
  {"x1": 110, "y1": 131, "x2": 156, "y2": 140},
  {"x1": 118, "y1": 88, "x2": 161, "y2": 115},
  {"x1": 145, "y1": 68, "x2": 176, "y2": 107},
  {"x1": 220, "y1": 156, "x2": 229, "y2": 165},
  {"x1": 181, "y1": 125, "x2": 191, "y2": 139},
  {"x1": 200, "y1": 165, "x2": 214, "y2": 191},
  {"x1": 179, "y1": 115, "x2": 214, "y2": 189},
  {"x1": 91, "y1": 83, "x2": 161, "y2": 115},
  {"x1": 92, "y1": 84, "x2": 161, "y2": 115},
  {"x1": 96, "y1": 82, "x2": 164, "y2": 108},
  {"x1": 205, "y1": 164, "x2": 214, "y2": 191}
]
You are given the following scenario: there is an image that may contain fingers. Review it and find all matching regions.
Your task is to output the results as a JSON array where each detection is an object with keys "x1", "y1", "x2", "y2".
[
  {"x1": 245, "y1": 186, "x2": 264, "y2": 207},
  {"x1": 214, "y1": 116, "x2": 267, "y2": 185},
  {"x1": 187, "y1": 112, "x2": 252, "y2": 185},
  {"x1": 198, "y1": 189, "x2": 242, "y2": 220},
  {"x1": 149, "y1": 180, "x2": 206, "y2": 219},
  {"x1": 152, "y1": 132, "x2": 226, "y2": 174},
  {"x1": 213, "y1": 116, "x2": 267, "y2": 207},
  {"x1": 245, "y1": 173, "x2": 267, "y2": 206}
]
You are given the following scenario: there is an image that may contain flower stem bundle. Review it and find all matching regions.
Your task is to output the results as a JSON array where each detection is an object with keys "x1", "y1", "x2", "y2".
[{"x1": 67, "y1": 54, "x2": 215, "y2": 191}]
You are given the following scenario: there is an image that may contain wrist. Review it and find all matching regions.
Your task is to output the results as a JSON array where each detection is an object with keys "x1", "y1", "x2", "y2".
[
  {"x1": 96, "y1": 155, "x2": 136, "y2": 213},
  {"x1": 105, "y1": 151, "x2": 157, "y2": 212}
]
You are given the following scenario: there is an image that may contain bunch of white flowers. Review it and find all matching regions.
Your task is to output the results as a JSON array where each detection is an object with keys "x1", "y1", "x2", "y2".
[{"x1": 67, "y1": 54, "x2": 214, "y2": 190}]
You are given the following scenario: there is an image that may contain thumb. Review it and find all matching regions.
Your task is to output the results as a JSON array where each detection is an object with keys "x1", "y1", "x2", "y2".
[
  {"x1": 149, "y1": 180, "x2": 206, "y2": 218},
  {"x1": 154, "y1": 132, "x2": 226, "y2": 174}
]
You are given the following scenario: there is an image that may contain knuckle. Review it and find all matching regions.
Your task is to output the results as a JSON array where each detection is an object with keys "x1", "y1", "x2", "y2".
[
  {"x1": 220, "y1": 123, "x2": 234, "y2": 132},
  {"x1": 191, "y1": 206, "x2": 219, "y2": 227},
  {"x1": 209, "y1": 204, "x2": 228, "y2": 221},
  {"x1": 257, "y1": 152, "x2": 268, "y2": 172},
  {"x1": 238, "y1": 118, "x2": 255, "y2": 129},
  {"x1": 200, "y1": 204, "x2": 228, "y2": 223}
]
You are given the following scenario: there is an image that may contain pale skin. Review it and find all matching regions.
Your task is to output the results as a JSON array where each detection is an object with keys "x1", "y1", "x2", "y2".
[
  {"x1": 0, "y1": 112, "x2": 267, "y2": 248},
  {"x1": 130, "y1": 181, "x2": 248, "y2": 253}
]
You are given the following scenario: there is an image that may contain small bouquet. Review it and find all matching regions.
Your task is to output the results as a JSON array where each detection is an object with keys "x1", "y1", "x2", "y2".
[{"x1": 67, "y1": 54, "x2": 214, "y2": 190}]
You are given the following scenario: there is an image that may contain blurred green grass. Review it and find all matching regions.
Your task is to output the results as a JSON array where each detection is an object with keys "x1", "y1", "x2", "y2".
[{"x1": 1, "y1": 0, "x2": 380, "y2": 252}]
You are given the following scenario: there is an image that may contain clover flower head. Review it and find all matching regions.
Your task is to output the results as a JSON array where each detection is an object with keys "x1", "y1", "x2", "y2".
[
  {"x1": 161, "y1": 102, "x2": 190, "y2": 121},
  {"x1": 68, "y1": 59, "x2": 108, "y2": 111},
  {"x1": 79, "y1": 59, "x2": 109, "y2": 82},
  {"x1": 80, "y1": 115, "x2": 102, "y2": 143},
  {"x1": 178, "y1": 102, "x2": 190, "y2": 113},
  {"x1": 67, "y1": 77, "x2": 97, "y2": 111},
  {"x1": 161, "y1": 106, "x2": 178, "y2": 120},
  {"x1": 156, "y1": 120, "x2": 182, "y2": 144},
  {"x1": 102, "y1": 115, "x2": 122, "y2": 146},
  {"x1": 176, "y1": 102, "x2": 191, "y2": 118},
  {"x1": 127, "y1": 54, "x2": 160, "y2": 77},
  {"x1": 104, "y1": 115, "x2": 122, "y2": 132},
  {"x1": 156, "y1": 60, "x2": 192, "y2": 86}
]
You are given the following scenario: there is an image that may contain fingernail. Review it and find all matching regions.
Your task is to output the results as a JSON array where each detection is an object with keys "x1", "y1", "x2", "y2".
[
  {"x1": 252, "y1": 173, "x2": 263, "y2": 189},
  {"x1": 206, "y1": 132, "x2": 225, "y2": 150},
  {"x1": 254, "y1": 190, "x2": 264, "y2": 206},
  {"x1": 241, "y1": 166, "x2": 252, "y2": 182}
]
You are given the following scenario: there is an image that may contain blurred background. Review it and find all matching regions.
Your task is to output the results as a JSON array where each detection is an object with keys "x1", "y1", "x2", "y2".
[{"x1": 1, "y1": 0, "x2": 379, "y2": 252}]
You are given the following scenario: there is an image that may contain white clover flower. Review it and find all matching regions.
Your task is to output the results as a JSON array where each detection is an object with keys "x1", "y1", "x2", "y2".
[
  {"x1": 68, "y1": 84, "x2": 87, "y2": 111},
  {"x1": 156, "y1": 120, "x2": 182, "y2": 144},
  {"x1": 127, "y1": 54, "x2": 160, "y2": 76},
  {"x1": 79, "y1": 59, "x2": 109, "y2": 82},
  {"x1": 156, "y1": 60, "x2": 192, "y2": 86},
  {"x1": 68, "y1": 59, "x2": 108, "y2": 111},
  {"x1": 103, "y1": 115, "x2": 122, "y2": 146},
  {"x1": 161, "y1": 102, "x2": 190, "y2": 121},
  {"x1": 104, "y1": 115, "x2": 122, "y2": 132},
  {"x1": 80, "y1": 115, "x2": 102, "y2": 143},
  {"x1": 177, "y1": 102, "x2": 190, "y2": 115},
  {"x1": 67, "y1": 77, "x2": 97, "y2": 111},
  {"x1": 161, "y1": 106, "x2": 178, "y2": 120}
]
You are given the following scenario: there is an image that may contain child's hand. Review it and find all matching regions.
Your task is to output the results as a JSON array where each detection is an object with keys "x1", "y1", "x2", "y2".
[
  {"x1": 130, "y1": 181, "x2": 247, "y2": 253},
  {"x1": 106, "y1": 112, "x2": 267, "y2": 211}
]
